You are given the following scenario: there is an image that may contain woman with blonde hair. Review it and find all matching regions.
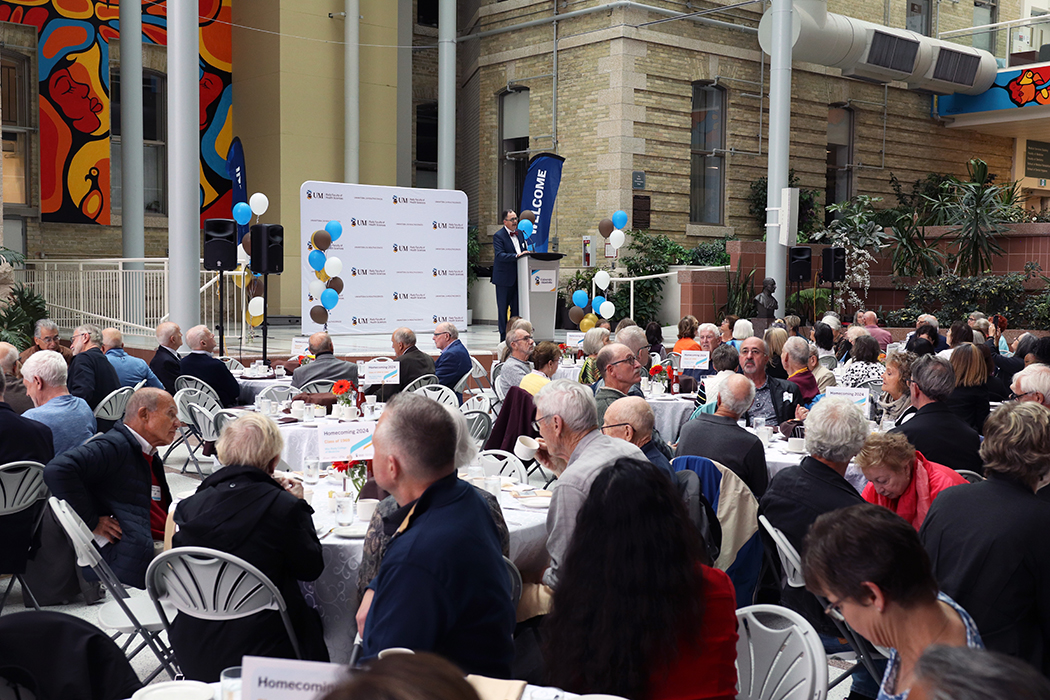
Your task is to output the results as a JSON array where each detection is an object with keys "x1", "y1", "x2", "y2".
[
  {"x1": 764, "y1": 327, "x2": 789, "y2": 380},
  {"x1": 879, "y1": 351, "x2": 917, "y2": 425},
  {"x1": 946, "y1": 343, "x2": 989, "y2": 434}
]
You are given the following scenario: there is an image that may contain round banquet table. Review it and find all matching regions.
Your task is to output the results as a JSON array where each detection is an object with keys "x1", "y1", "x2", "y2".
[
  {"x1": 301, "y1": 473, "x2": 549, "y2": 664},
  {"x1": 645, "y1": 393, "x2": 696, "y2": 444},
  {"x1": 553, "y1": 363, "x2": 583, "y2": 383},
  {"x1": 762, "y1": 434, "x2": 868, "y2": 493},
  {"x1": 278, "y1": 411, "x2": 384, "y2": 472}
]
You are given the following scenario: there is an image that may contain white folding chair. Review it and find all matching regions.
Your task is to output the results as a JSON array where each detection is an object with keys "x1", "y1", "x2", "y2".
[
  {"x1": 0, "y1": 461, "x2": 47, "y2": 613},
  {"x1": 175, "y1": 375, "x2": 221, "y2": 407},
  {"x1": 220, "y1": 356, "x2": 245, "y2": 370},
  {"x1": 817, "y1": 355, "x2": 838, "y2": 371},
  {"x1": 93, "y1": 386, "x2": 135, "y2": 422},
  {"x1": 257, "y1": 384, "x2": 297, "y2": 404},
  {"x1": 146, "y1": 546, "x2": 302, "y2": 661},
  {"x1": 463, "y1": 410, "x2": 493, "y2": 447},
  {"x1": 403, "y1": 374, "x2": 439, "y2": 393},
  {"x1": 133, "y1": 379, "x2": 148, "y2": 391},
  {"x1": 460, "y1": 395, "x2": 492, "y2": 416},
  {"x1": 466, "y1": 356, "x2": 499, "y2": 404},
  {"x1": 297, "y1": 378, "x2": 336, "y2": 394},
  {"x1": 503, "y1": 556, "x2": 523, "y2": 607},
  {"x1": 858, "y1": 378, "x2": 884, "y2": 418},
  {"x1": 188, "y1": 403, "x2": 221, "y2": 444},
  {"x1": 736, "y1": 604, "x2": 828, "y2": 700},
  {"x1": 650, "y1": 352, "x2": 662, "y2": 367},
  {"x1": 669, "y1": 352, "x2": 682, "y2": 370},
  {"x1": 415, "y1": 383, "x2": 459, "y2": 407},
  {"x1": 49, "y1": 497, "x2": 179, "y2": 682},
  {"x1": 169, "y1": 388, "x2": 221, "y2": 475},
  {"x1": 453, "y1": 366, "x2": 473, "y2": 394},
  {"x1": 476, "y1": 449, "x2": 527, "y2": 483},
  {"x1": 214, "y1": 409, "x2": 241, "y2": 435}
]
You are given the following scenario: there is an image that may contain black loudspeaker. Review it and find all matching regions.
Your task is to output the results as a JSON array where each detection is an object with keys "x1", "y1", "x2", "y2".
[
  {"x1": 823, "y1": 247, "x2": 846, "y2": 282},
  {"x1": 788, "y1": 246, "x2": 812, "y2": 282},
  {"x1": 250, "y1": 223, "x2": 284, "y2": 274},
  {"x1": 202, "y1": 218, "x2": 237, "y2": 271}
]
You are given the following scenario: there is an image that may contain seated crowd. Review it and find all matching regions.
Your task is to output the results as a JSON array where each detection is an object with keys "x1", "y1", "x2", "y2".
[{"x1": 6, "y1": 308, "x2": 1050, "y2": 700}]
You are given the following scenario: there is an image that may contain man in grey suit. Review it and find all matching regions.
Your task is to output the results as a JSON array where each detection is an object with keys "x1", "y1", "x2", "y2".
[{"x1": 293, "y1": 332, "x2": 358, "y2": 389}]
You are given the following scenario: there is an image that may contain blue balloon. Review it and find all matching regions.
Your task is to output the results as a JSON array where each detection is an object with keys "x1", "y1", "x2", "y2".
[
  {"x1": 518, "y1": 219, "x2": 534, "y2": 236},
  {"x1": 572, "y1": 290, "x2": 589, "y2": 309},
  {"x1": 325, "y1": 220, "x2": 343, "y2": 241},
  {"x1": 233, "y1": 202, "x2": 252, "y2": 226},
  {"x1": 611, "y1": 210, "x2": 628, "y2": 230},
  {"x1": 592, "y1": 295, "x2": 606, "y2": 313},
  {"x1": 308, "y1": 249, "x2": 327, "y2": 272},
  {"x1": 320, "y1": 288, "x2": 339, "y2": 310}
]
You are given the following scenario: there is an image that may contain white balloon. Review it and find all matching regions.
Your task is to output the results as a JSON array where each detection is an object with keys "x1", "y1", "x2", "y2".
[
  {"x1": 599, "y1": 300, "x2": 616, "y2": 319},
  {"x1": 247, "y1": 296, "x2": 265, "y2": 316},
  {"x1": 610, "y1": 229, "x2": 626, "y2": 249},
  {"x1": 324, "y1": 257, "x2": 343, "y2": 277},
  {"x1": 594, "y1": 270, "x2": 611, "y2": 290},
  {"x1": 308, "y1": 280, "x2": 325, "y2": 298},
  {"x1": 249, "y1": 192, "x2": 269, "y2": 216}
]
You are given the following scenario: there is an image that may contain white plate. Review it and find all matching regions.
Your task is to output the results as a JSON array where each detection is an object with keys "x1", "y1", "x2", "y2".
[
  {"x1": 333, "y1": 523, "x2": 369, "y2": 538},
  {"x1": 132, "y1": 681, "x2": 213, "y2": 700},
  {"x1": 518, "y1": 496, "x2": 552, "y2": 508},
  {"x1": 784, "y1": 444, "x2": 807, "y2": 454}
]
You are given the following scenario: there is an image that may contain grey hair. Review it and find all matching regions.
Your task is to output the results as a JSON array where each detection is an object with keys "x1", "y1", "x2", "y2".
[
  {"x1": 216, "y1": 413, "x2": 285, "y2": 470},
  {"x1": 0, "y1": 342, "x2": 18, "y2": 372},
  {"x1": 309, "y1": 332, "x2": 334, "y2": 354},
  {"x1": 34, "y1": 319, "x2": 58, "y2": 337},
  {"x1": 911, "y1": 355, "x2": 956, "y2": 402},
  {"x1": 914, "y1": 645, "x2": 1050, "y2": 700},
  {"x1": 732, "y1": 318, "x2": 755, "y2": 340},
  {"x1": 74, "y1": 324, "x2": 102, "y2": 347},
  {"x1": 805, "y1": 397, "x2": 868, "y2": 463},
  {"x1": 441, "y1": 322, "x2": 459, "y2": 340},
  {"x1": 582, "y1": 327, "x2": 610, "y2": 355},
  {"x1": 820, "y1": 315, "x2": 842, "y2": 332},
  {"x1": 125, "y1": 387, "x2": 171, "y2": 419},
  {"x1": 596, "y1": 343, "x2": 630, "y2": 377},
  {"x1": 808, "y1": 342, "x2": 819, "y2": 358},
  {"x1": 534, "y1": 379, "x2": 598, "y2": 435},
  {"x1": 1017, "y1": 333, "x2": 1039, "y2": 359},
  {"x1": 185, "y1": 325, "x2": 210, "y2": 348},
  {"x1": 917, "y1": 313, "x2": 939, "y2": 330},
  {"x1": 616, "y1": 325, "x2": 647, "y2": 354},
  {"x1": 972, "y1": 318, "x2": 990, "y2": 335},
  {"x1": 20, "y1": 350, "x2": 67, "y2": 387},
  {"x1": 969, "y1": 311, "x2": 987, "y2": 321},
  {"x1": 711, "y1": 343, "x2": 739, "y2": 371},
  {"x1": 783, "y1": 336, "x2": 809, "y2": 367},
  {"x1": 440, "y1": 402, "x2": 477, "y2": 468},
  {"x1": 156, "y1": 321, "x2": 180, "y2": 344},
  {"x1": 717, "y1": 375, "x2": 756, "y2": 418},
  {"x1": 393, "y1": 327, "x2": 417, "y2": 347},
  {"x1": 1014, "y1": 364, "x2": 1050, "y2": 404},
  {"x1": 377, "y1": 392, "x2": 458, "y2": 476},
  {"x1": 697, "y1": 323, "x2": 719, "y2": 337},
  {"x1": 607, "y1": 396, "x2": 654, "y2": 435}
]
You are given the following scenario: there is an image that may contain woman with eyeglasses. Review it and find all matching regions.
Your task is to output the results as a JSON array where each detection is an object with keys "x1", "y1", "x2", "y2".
[{"x1": 802, "y1": 503, "x2": 983, "y2": 700}]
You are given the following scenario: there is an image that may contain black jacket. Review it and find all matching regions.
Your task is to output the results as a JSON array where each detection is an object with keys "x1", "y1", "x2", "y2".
[
  {"x1": 676, "y1": 413, "x2": 768, "y2": 499},
  {"x1": 67, "y1": 347, "x2": 121, "y2": 430},
  {"x1": 149, "y1": 345, "x2": 181, "y2": 395},
  {"x1": 0, "y1": 402, "x2": 54, "y2": 574},
  {"x1": 945, "y1": 384, "x2": 990, "y2": 434},
  {"x1": 891, "y1": 401, "x2": 983, "y2": 474},
  {"x1": 44, "y1": 422, "x2": 170, "y2": 589},
  {"x1": 180, "y1": 352, "x2": 240, "y2": 407},
  {"x1": 170, "y1": 464, "x2": 328, "y2": 680},
  {"x1": 745, "y1": 375, "x2": 802, "y2": 426},
  {"x1": 759, "y1": 456, "x2": 864, "y2": 635},
  {"x1": 921, "y1": 472, "x2": 1050, "y2": 675},
  {"x1": 365, "y1": 346, "x2": 436, "y2": 402}
]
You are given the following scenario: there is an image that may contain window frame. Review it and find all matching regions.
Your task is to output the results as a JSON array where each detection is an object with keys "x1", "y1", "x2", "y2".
[
  {"x1": 690, "y1": 81, "x2": 726, "y2": 226},
  {"x1": 1, "y1": 51, "x2": 31, "y2": 209},
  {"x1": 111, "y1": 68, "x2": 168, "y2": 216}
]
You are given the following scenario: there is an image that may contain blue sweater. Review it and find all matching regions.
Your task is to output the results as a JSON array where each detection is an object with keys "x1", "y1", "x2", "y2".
[
  {"x1": 105, "y1": 348, "x2": 163, "y2": 389},
  {"x1": 24, "y1": 394, "x2": 96, "y2": 455},
  {"x1": 362, "y1": 473, "x2": 515, "y2": 677}
]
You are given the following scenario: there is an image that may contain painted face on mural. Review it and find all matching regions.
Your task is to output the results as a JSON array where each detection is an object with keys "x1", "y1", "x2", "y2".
[{"x1": 49, "y1": 67, "x2": 102, "y2": 133}]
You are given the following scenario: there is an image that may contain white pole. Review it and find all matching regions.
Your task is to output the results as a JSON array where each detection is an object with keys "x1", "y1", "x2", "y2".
[
  {"x1": 437, "y1": 0, "x2": 456, "y2": 189},
  {"x1": 764, "y1": 0, "x2": 793, "y2": 314},
  {"x1": 120, "y1": 0, "x2": 145, "y2": 327},
  {"x1": 345, "y1": 0, "x2": 359, "y2": 183},
  {"x1": 168, "y1": 0, "x2": 200, "y2": 333}
]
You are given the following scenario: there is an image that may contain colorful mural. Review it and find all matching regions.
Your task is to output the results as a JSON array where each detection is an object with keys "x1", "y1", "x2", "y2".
[{"x1": 0, "y1": 0, "x2": 233, "y2": 226}]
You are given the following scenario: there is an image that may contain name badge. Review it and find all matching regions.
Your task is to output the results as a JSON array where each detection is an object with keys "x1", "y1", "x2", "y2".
[{"x1": 151, "y1": 485, "x2": 162, "y2": 502}]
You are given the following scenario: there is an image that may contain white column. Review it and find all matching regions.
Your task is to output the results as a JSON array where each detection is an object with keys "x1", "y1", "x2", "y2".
[
  {"x1": 167, "y1": 0, "x2": 200, "y2": 332},
  {"x1": 764, "y1": 0, "x2": 793, "y2": 313},
  {"x1": 345, "y1": 0, "x2": 359, "y2": 183},
  {"x1": 437, "y1": 0, "x2": 456, "y2": 189},
  {"x1": 120, "y1": 0, "x2": 145, "y2": 327}
]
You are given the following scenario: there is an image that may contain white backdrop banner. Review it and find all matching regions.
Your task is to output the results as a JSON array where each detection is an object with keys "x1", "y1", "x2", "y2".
[{"x1": 300, "y1": 181, "x2": 468, "y2": 335}]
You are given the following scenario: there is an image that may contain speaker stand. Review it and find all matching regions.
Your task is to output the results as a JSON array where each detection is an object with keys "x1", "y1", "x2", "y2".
[
  {"x1": 262, "y1": 274, "x2": 270, "y2": 367},
  {"x1": 217, "y1": 269, "x2": 226, "y2": 356}
]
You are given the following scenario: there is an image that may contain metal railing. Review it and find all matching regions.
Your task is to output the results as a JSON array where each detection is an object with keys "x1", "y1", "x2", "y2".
[
  {"x1": 940, "y1": 14, "x2": 1050, "y2": 68},
  {"x1": 12, "y1": 258, "x2": 252, "y2": 341},
  {"x1": 592, "y1": 270, "x2": 680, "y2": 320}
]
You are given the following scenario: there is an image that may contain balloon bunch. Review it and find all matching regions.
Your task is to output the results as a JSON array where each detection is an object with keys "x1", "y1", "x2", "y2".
[
  {"x1": 306, "y1": 221, "x2": 345, "y2": 325},
  {"x1": 517, "y1": 210, "x2": 537, "y2": 248},
  {"x1": 568, "y1": 285, "x2": 616, "y2": 333},
  {"x1": 597, "y1": 209, "x2": 629, "y2": 251},
  {"x1": 233, "y1": 192, "x2": 270, "y2": 226},
  {"x1": 231, "y1": 193, "x2": 272, "y2": 327}
]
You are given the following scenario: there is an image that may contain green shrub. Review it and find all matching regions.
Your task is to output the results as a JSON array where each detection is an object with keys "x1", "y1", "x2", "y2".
[{"x1": 686, "y1": 238, "x2": 732, "y2": 267}]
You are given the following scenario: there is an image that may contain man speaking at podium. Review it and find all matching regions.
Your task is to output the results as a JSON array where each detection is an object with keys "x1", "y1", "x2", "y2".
[{"x1": 491, "y1": 210, "x2": 528, "y2": 341}]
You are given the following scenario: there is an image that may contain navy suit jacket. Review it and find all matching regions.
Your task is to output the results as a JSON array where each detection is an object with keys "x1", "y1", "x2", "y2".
[
  {"x1": 434, "y1": 339, "x2": 472, "y2": 392},
  {"x1": 150, "y1": 346, "x2": 182, "y2": 395},
  {"x1": 491, "y1": 227, "x2": 525, "y2": 288},
  {"x1": 180, "y1": 352, "x2": 240, "y2": 407}
]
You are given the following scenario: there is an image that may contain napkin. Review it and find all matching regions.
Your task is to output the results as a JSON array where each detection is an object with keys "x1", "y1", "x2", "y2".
[{"x1": 467, "y1": 676, "x2": 527, "y2": 700}]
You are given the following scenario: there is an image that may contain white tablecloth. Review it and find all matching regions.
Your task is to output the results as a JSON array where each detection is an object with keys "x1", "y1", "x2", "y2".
[
  {"x1": 235, "y1": 375, "x2": 294, "y2": 404},
  {"x1": 553, "y1": 363, "x2": 583, "y2": 383},
  {"x1": 646, "y1": 395, "x2": 695, "y2": 444},
  {"x1": 279, "y1": 413, "x2": 383, "y2": 471},
  {"x1": 763, "y1": 437, "x2": 868, "y2": 493},
  {"x1": 301, "y1": 474, "x2": 549, "y2": 664}
]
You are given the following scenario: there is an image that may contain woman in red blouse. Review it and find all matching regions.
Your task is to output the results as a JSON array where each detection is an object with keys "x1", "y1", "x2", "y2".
[{"x1": 544, "y1": 458, "x2": 738, "y2": 700}]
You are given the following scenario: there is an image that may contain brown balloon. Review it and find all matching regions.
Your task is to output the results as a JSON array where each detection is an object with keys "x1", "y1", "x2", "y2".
[
  {"x1": 598, "y1": 219, "x2": 614, "y2": 238},
  {"x1": 245, "y1": 278, "x2": 263, "y2": 299},
  {"x1": 241, "y1": 232, "x2": 251, "y2": 256},
  {"x1": 327, "y1": 276, "x2": 344, "y2": 294},
  {"x1": 568, "y1": 305, "x2": 585, "y2": 324},
  {"x1": 312, "y1": 230, "x2": 332, "y2": 251},
  {"x1": 310, "y1": 305, "x2": 329, "y2": 324},
  {"x1": 520, "y1": 210, "x2": 536, "y2": 223}
]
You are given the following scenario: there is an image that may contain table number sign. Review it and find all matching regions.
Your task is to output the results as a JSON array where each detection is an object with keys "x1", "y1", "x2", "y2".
[
  {"x1": 242, "y1": 655, "x2": 346, "y2": 700},
  {"x1": 679, "y1": 350, "x2": 710, "y2": 371},
  {"x1": 364, "y1": 360, "x2": 400, "y2": 386},
  {"x1": 289, "y1": 337, "x2": 311, "y2": 356},
  {"x1": 565, "y1": 331, "x2": 585, "y2": 348},
  {"x1": 318, "y1": 421, "x2": 375, "y2": 462},
  {"x1": 826, "y1": 386, "x2": 870, "y2": 414}
]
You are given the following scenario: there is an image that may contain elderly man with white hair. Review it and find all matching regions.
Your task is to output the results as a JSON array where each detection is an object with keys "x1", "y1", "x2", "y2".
[
  {"x1": 67, "y1": 323, "x2": 121, "y2": 429},
  {"x1": 22, "y1": 350, "x2": 96, "y2": 455},
  {"x1": 17, "y1": 318, "x2": 73, "y2": 374},
  {"x1": 0, "y1": 341, "x2": 31, "y2": 413},
  {"x1": 179, "y1": 324, "x2": 240, "y2": 407},
  {"x1": 1010, "y1": 363, "x2": 1050, "y2": 408},
  {"x1": 149, "y1": 321, "x2": 183, "y2": 394}
]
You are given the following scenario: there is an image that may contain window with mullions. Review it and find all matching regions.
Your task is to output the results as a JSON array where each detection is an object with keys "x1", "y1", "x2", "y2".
[
  {"x1": 826, "y1": 106, "x2": 854, "y2": 225},
  {"x1": 499, "y1": 89, "x2": 529, "y2": 216},
  {"x1": 2, "y1": 53, "x2": 30, "y2": 206},
  {"x1": 690, "y1": 82, "x2": 725, "y2": 225},
  {"x1": 111, "y1": 70, "x2": 168, "y2": 215}
]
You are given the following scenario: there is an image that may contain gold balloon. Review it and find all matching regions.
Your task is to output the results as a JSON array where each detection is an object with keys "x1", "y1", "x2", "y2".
[
  {"x1": 315, "y1": 269, "x2": 330, "y2": 282},
  {"x1": 231, "y1": 265, "x2": 250, "y2": 289},
  {"x1": 579, "y1": 318, "x2": 596, "y2": 333},
  {"x1": 246, "y1": 311, "x2": 264, "y2": 327},
  {"x1": 584, "y1": 312, "x2": 599, "y2": 324}
]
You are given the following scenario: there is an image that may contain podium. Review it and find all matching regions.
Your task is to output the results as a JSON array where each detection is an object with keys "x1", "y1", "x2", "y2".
[{"x1": 517, "y1": 252, "x2": 565, "y2": 341}]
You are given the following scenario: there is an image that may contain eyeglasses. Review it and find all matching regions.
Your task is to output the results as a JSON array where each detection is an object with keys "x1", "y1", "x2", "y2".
[
  {"x1": 513, "y1": 335, "x2": 534, "y2": 344},
  {"x1": 39, "y1": 334, "x2": 60, "y2": 343},
  {"x1": 823, "y1": 599, "x2": 846, "y2": 623},
  {"x1": 606, "y1": 356, "x2": 640, "y2": 369},
  {"x1": 600, "y1": 422, "x2": 631, "y2": 434},
  {"x1": 532, "y1": 414, "x2": 554, "y2": 433},
  {"x1": 504, "y1": 216, "x2": 518, "y2": 222},
  {"x1": 1010, "y1": 390, "x2": 1034, "y2": 401},
  {"x1": 432, "y1": 331, "x2": 450, "y2": 338}
]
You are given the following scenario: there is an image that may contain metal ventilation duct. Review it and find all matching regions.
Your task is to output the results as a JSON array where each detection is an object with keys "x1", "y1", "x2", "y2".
[{"x1": 758, "y1": 0, "x2": 997, "y2": 95}]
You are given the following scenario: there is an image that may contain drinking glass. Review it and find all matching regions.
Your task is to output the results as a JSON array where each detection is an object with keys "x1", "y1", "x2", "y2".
[{"x1": 220, "y1": 666, "x2": 242, "y2": 700}]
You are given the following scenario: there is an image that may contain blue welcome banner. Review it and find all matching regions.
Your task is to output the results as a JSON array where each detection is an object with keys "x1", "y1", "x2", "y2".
[
  {"x1": 519, "y1": 152, "x2": 566, "y2": 252},
  {"x1": 226, "y1": 136, "x2": 249, "y2": 243}
]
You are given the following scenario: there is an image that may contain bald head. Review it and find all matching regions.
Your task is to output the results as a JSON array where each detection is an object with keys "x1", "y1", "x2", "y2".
[
  {"x1": 0, "y1": 342, "x2": 18, "y2": 374},
  {"x1": 102, "y1": 328, "x2": 123, "y2": 352},
  {"x1": 308, "y1": 332, "x2": 334, "y2": 355},
  {"x1": 603, "y1": 396, "x2": 654, "y2": 447},
  {"x1": 863, "y1": 311, "x2": 877, "y2": 326},
  {"x1": 156, "y1": 322, "x2": 182, "y2": 350},
  {"x1": 716, "y1": 373, "x2": 756, "y2": 419}
]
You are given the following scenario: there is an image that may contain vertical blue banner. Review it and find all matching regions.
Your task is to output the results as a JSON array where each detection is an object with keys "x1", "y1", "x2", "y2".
[
  {"x1": 519, "y1": 152, "x2": 566, "y2": 252},
  {"x1": 226, "y1": 137, "x2": 249, "y2": 243}
]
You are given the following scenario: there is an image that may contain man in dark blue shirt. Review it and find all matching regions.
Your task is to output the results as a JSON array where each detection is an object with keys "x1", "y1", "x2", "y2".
[
  {"x1": 357, "y1": 392, "x2": 514, "y2": 677},
  {"x1": 600, "y1": 396, "x2": 673, "y2": 478}
]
